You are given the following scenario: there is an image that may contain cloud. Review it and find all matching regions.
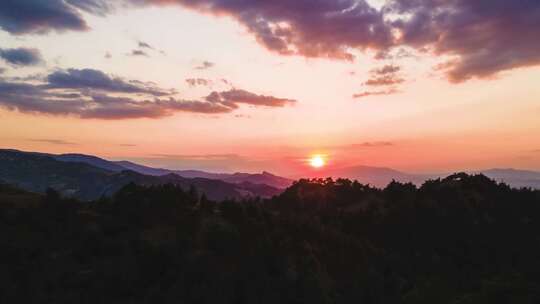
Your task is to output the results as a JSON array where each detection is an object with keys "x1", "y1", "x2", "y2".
[
  {"x1": 104, "y1": 52, "x2": 112, "y2": 59},
  {"x1": 385, "y1": 0, "x2": 540, "y2": 82},
  {"x1": 0, "y1": 68, "x2": 295, "y2": 119},
  {"x1": 147, "y1": 0, "x2": 394, "y2": 61},
  {"x1": 364, "y1": 64, "x2": 405, "y2": 87},
  {"x1": 3, "y1": 1, "x2": 540, "y2": 82},
  {"x1": 47, "y1": 68, "x2": 169, "y2": 96},
  {"x1": 128, "y1": 49, "x2": 149, "y2": 57},
  {"x1": 353, "y1": 88, "x2": 399, "y2": 99},
  {"x1": 27, "y1": 138, "x2": 78, "y2": 145},
  {"x1": 350, "y1": 141, "x2": 394, "y2": 148},
  {"x1": 195, "y1": 61, "x2": 215, "y2": 70},
  {"x1": 0, "y1": 48, "x2": 43, "y2": 67},
  {"x1": 119, "y1": 143, "x2": 137, "y2": 147},
  {"x1": 3, "y1": 1, "x2": 539, "y2": 83},
  {"x1": 9, "y1": 73, "x2": 45, "y2": 82},
  {"x1": 0, "y1": 0, "x2": 96, "y2": 34},
  {"x1": 364, "y1": 75, "x2": 405, "y2": 86},
  {"x1": 372, "y1": 64, "x2": 401, "y2": 75},
  {"x1": 138, "y1": 41, "x2": 153, "y2": 49},
  {"x1": 186, "y1": 78, "x2": 211, "y2": 87},
  {"x1": 205, "y1": 89, "x2": 296, "y2": 108}
]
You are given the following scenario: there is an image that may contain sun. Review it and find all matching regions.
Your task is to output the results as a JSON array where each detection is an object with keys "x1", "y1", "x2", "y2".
[{"x1": 309, "y1": 155, "x2": 326, "y2": 168}]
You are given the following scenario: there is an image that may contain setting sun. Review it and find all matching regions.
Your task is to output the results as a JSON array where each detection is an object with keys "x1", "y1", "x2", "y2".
[{"x1": 310, "y1": 155, "x2": 326, "y2": 168}]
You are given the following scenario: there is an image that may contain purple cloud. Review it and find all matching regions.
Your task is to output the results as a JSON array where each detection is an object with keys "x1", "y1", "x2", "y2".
[
  {"x1": 47, "y1": 68, "x2": 169, "y2": 96},
  {"x1": 186, "y1": 78, "x2": 211, "y2": 87},
  {"x1": 0, "y1": 48, "x2": 43, "y2": 67},
  {"x1": 3, "y1": 0, "x2": 538, "y2": 82},
  {"x1": 0, "y1": 0, "x2": 90, "y2": 34},
  {"x1": 0, "y1": 68, "x2": 295, "y2": 119},
  {"x1": 206, "y1": 89, "x2": 296, "y2": 108},
  {"x1": 385, "y1": 0, "x2": 540, "y2": 81}
]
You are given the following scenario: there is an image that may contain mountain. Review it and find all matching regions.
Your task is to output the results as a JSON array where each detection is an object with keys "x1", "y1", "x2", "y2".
[
  {"x1": 221, "y1": 171, "x2": 293, "y2": 189},
  {"x1": 113, "y1": 160, "x2": 172, "y2": 176},
  {"x1": 0, "y1": 149, "x2": 281, "y2": 201},
  {"x1": 54, "y1": 153, "x2": 127, "y2": 172},
  {"x1": 307, "y1": 165, "x2": 429, "y2": 188},
  {"x1": 305, "y1": 165, "x2": 540, "y2": 189},
  {"x1": 53, "y1": 153, "x2": 293, "y2": 189},
  {"x1": 478, "y1": 168, "x2": 540, "y2": 189}
]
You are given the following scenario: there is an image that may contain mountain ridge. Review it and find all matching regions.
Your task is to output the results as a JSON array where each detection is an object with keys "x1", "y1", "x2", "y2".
[
  {"x1": 2, "y1": 149, "x2": 540, "y2": 190},
  {"x1": 0, "y1": 149, "x2": 282, "y2": 201}
]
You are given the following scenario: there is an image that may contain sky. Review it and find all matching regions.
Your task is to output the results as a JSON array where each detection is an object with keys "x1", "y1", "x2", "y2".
[{"x1": 0, "y1": 0, "x2": 539, "y2": 176}]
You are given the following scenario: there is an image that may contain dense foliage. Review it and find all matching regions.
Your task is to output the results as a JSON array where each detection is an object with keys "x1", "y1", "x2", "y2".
[{"x1": 1, "y1": 173, "x2": 540, "y2": 303}]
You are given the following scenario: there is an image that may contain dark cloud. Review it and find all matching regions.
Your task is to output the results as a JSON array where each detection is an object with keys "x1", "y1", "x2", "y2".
[
  {"x1": 0, "y1": 48, "x2": 43, "y2": 67},
  {"x1": 353, "y1": 88, "x2": 399, "y2": 99},
  {"x1": 0, "y1": 68, "x2": 295, "y2": 119},
  {"x1": 0, "y1": 0, "x2": 95, "y2": 34},
  {"x1": 195, "y1": 61, "x2": 215, "y2": 70},
  {"x1": 66, "y1": 0, "x2": 111, "y2": 15},
  {"x1": 47, "y1": 68, "x2": 169, "y2": 96},
  {"x1": 143, "y1": 0, "x2": 394, "y2": 61},
  {"x1": 3, "y1": 1, "x2": 540, "y2": 82},
  {"x1": 186, "y1": 78, "x2": 211, "y2": 87},
  {"x1": 128, "y1": 50, "x2": 149, "y2": 57},
  {"x1": 206, "y1": 89, "x2": 296, "y2": 108},
  {"x1": 385, "y1": 0, "x2": 540, "y2": 82},
  {"x1": 27, "y1": 138, "x2": 78, "y2": 145},
  {"x1": 0, "y1": 79, "x2": 229, "y2": 119},
  {"x1": 9, "y1": 73, "x2": 45, "y2": 82}
]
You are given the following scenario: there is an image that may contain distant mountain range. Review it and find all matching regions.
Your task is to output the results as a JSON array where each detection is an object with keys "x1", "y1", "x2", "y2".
[
  {"x1": 51, "y1": 153, "x2": 292, "y2": 189},
  {"x1": 1, "y1": 149, "x2": 539, "y2": 201},
  {"x1": 0, "y1": 149, "x2": 284, "y2": 201},
  {"x1": 112, "y1": 160, "x2": 293, "y2": 189},
  {"x1": 306, "y1": 165, "x2": 540, "y2": 189}
]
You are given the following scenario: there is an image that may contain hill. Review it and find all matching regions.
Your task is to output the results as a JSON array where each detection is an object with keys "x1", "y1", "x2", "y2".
[
  {"x1": 52, "y1": 152, "x2": 293, "y2": 189},
  {"x1": 0, "y1": 149, "x2": 281, "y2": 201}
]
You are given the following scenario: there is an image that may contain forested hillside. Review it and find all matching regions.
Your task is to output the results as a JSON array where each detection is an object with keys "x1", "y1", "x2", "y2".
[{"x1": 1, "y1": 173, "x2": 540, "y2": 303}]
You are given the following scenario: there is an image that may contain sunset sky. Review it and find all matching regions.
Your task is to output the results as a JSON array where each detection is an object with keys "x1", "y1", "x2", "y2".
[{"x1": 1, "y1": 0, "x2": 539, "y2": 175}]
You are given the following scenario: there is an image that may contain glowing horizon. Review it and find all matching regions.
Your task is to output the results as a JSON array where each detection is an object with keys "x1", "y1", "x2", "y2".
[{"x1": 0, "y1": 1, "x2": 539, "y2": 176}]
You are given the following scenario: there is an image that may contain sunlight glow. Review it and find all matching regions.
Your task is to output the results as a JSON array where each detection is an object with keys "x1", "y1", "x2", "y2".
[{"x1": 310, "y1": 155, "x2": 326, "y2": 168}]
